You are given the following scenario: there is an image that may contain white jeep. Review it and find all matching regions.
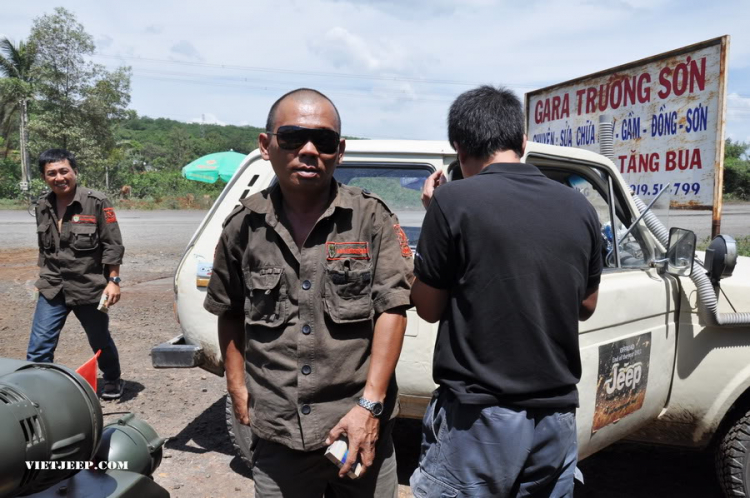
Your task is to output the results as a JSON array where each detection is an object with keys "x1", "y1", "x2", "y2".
[{"x1": 152, "y1": 140, "x2": 750, "y2": 497}]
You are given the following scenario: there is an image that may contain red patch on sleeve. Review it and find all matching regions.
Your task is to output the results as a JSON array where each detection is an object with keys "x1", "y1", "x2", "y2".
[
  {"x1": 393, "y1": 224, "x2": 412, "y2": 258},
  {"x1": 104, "y1": 207, "x2": 117, "y2": 224}
]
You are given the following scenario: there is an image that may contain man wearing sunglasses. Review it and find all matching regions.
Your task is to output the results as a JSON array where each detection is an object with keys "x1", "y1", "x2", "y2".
[{"x1": 204, "y1": 88, "x2": 412, "y2": 498}]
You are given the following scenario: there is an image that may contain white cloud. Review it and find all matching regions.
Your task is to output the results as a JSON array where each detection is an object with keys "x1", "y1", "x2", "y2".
[
  {"x1": 96, "y1": 34, "x2": 113, "y2": 50},
  {"x1": 325, "y1": 0, "x2": 496, "y2": 19},
  {"x1": 170, "y1": 40, "x2": 202, "y2": 61},
  {"x1": 309, "y1": 27, "x2": 417, "y2": 74},
  {"x1": 727, "y1": 93, "x2": 750, "y2": 122}
]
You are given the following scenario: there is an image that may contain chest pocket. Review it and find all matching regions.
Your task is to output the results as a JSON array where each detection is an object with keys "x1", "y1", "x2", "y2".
[
  {"x1": 37, "y1": 221, "x2": 53, "y2": 250},
  {"x1": 323, "y1": 260, "x2": 374, "y2": 324},
  {"x1": 244, "y1": 268, "x2": 288, "y2": 328},
  {"x1": 70, "y1": 224, "x2": 99, "y2": 251}
]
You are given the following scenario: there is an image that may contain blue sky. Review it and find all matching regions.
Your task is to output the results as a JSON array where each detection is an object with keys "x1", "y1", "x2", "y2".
[{"x1": 3, "y1": 0, "x2": 750, "y2": 144}]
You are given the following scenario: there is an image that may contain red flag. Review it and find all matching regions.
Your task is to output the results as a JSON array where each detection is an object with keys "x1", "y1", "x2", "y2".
[{"x1": 76, "y1": 350, "x2": 101, "y2": 392}]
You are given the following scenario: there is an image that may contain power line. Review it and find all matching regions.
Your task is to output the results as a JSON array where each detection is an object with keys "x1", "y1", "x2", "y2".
[
  {"x1": 95, "y1": 53, "x2": 506, "y2": 88},
  {"x1": 98, "y1": 52, "x2": 750, "y2": 103},
  {"x1": 129, "y1": 67, "x2": 458, "y2": 100},
  {"x1": 131, "y1": 71, "x2": 750, "y2": 112},
  {"x1": 131, "y1": 73, "x2": 456, "y2": 104}
]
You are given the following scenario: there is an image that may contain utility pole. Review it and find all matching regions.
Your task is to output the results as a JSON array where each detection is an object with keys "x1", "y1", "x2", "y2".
[
  {"x1": 201, "y1": 113, "x2": 205, "y2": 138},
  {"x1": 19, "y1": 98, "x2": 30, "y2": 191}
]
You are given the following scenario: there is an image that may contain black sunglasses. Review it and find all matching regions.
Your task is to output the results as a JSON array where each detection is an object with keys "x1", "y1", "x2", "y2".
[{"x1": 267, "y1": 125, "x2": 341, "y2": 154}]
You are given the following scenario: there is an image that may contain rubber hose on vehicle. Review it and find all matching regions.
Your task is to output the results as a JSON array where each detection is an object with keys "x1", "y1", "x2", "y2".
[{"x1": 633, "y1": 195, "x2": 750, "y2": 327}]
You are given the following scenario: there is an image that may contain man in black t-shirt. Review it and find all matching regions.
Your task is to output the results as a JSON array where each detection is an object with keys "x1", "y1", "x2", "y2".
[{"x1": 410, "y1": 86, "x2": 602, "y2": 498}]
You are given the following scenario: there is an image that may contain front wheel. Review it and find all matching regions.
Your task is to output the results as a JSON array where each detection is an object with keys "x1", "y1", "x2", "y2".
[
  {"x1": 226, "y1": 394, "x2": 254, "y2": 469},
  {"x1": 715, "y1": 409, "x2": 750, "y2": 497}
]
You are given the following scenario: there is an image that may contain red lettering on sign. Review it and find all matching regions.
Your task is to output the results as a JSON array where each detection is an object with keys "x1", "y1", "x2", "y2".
[
  {"x1": 637, "y1": 73, "x2": 651, "y2": 103},
  {"x1": 690, "y1": 57, "x2": 706, "y2": 93},
  {"x1": 576, "y1": 89, "x2": 586, "y2": 116},
  {"x1": 658, "y1": 67, "x2": 672, "y2": 99},
  {"x1": 618, "y1": 153, "x2": 660, "y2": 174},
  {"x1": 665, "y1": 149, "x2": 702, "y2": 171},
  {"x1": 534, "y1": 94, "x2": 570, "y2": 124}
]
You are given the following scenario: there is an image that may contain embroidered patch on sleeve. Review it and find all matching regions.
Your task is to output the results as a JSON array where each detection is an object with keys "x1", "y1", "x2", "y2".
[
  {"x1": 326, "y1": 242, "x2": 370, "y2": 260},
  {"x1": 103, "y1": 207, "x2": 117, "y2": 224},
  {"x1": 72, "y1": 214, "x2": 97, "y2": 224},
  {"x1": 393, "y1": 224, "x2": 412, "y2": 258}
]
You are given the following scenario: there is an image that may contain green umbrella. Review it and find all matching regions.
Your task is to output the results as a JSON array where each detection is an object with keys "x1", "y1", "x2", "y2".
[{"x1": 181, "y1": 151, "x2": 246, "y2": 183}]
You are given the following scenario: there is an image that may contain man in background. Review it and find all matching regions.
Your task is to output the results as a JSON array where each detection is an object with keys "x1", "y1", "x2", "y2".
[
  {"x1": 410, "y1": 86, "x2": 602, "y2": 497},
  {"x1": 28, "y1": 148, "x2": 125, "y2": 400}
]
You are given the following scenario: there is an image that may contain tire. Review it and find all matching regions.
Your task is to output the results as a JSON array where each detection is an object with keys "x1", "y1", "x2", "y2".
[
  {"x1": 716, "y1": 409, "x2": 750, "y2": 497},
  {"x1": 226, "y1": 394, "x2": 254, "y2": 469}
]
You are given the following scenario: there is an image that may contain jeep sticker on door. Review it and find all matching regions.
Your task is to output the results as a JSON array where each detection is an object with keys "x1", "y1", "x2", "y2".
[{"x1": 592, "y1": 332, "x2": 652, "y2": 434}]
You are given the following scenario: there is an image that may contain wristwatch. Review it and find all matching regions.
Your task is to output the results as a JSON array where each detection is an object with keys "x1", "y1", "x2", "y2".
[
  {"x1": 358, "y1": 397, "x2": 384, "y2": 417},
  {"x1": 109, "y1": 276, "x2": 122, "y2": 285}
]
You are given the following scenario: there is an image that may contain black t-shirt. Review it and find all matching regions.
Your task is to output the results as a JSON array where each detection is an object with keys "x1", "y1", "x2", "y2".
[{"x1": 415, "y1": 162, "x2": 603, "y2": 408}]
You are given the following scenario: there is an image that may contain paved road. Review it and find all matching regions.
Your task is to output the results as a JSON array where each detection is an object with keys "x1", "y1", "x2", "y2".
[
  {"x1": 1, "y1": 204, "x2": 748, "y2": 252},
  {"x1": 0, "y1": 209, "x2": 209, "y2": 250},
  {"x1": 663, "y1": 203, "x2": 750, "y2": 240}
]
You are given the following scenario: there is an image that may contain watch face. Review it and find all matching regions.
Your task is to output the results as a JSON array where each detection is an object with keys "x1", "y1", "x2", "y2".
[{"x1": 372, "y1": 402, "x2": 384, "y2": 416}]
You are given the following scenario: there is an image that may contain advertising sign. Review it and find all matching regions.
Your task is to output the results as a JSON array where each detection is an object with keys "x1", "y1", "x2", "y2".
[
  {"x1": 526, "y1": 37, "x2": 729, "y2": 209},
  {"x1": 592, "y1": 333, "x2": 651, "y2": 434}
]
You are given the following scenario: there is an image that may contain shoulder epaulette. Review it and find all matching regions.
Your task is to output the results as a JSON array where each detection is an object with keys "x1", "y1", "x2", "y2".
[
  {"x1": 358, "y1": 187, "x2": 393, "y2": 214},
  {"x1": 222, "y1": 203, "x2": 247, "y2": 228},
  {"x1": 86, "y1": 189, "x2": 106, "y2": 200}
]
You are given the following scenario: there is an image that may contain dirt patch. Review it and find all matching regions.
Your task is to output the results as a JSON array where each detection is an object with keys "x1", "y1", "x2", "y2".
[{"x1": 0, "y1": 245, "x2": 726, "y2": 498}]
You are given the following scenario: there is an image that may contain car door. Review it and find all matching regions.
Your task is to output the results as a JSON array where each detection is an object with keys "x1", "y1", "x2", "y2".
[{"x1": 528, "y1": 152, "x2": 680, "y2": 459}]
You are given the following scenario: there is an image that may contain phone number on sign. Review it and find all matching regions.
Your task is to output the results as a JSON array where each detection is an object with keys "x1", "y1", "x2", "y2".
[{"x1": 629, "y1": 182, "x2": 701, "y2": 196}]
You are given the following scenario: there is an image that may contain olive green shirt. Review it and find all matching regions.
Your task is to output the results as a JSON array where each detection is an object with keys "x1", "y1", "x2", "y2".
[
  {"x1": 35, "y1": 186, "x2": 124, "y2": 306},
  {"x1": 204, "y1": 183, "x2": 413, "y2": 451}
]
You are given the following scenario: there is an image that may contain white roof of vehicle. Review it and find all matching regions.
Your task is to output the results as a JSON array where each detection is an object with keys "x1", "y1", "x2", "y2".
[{"x1": 342, "y1": 139, "x2": 618, "y2": 175}]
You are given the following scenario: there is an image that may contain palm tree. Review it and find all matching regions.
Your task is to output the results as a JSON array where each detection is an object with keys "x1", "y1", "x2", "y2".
[{"x1": 0, "y1": 37, "x2": 37, "y2": 182}]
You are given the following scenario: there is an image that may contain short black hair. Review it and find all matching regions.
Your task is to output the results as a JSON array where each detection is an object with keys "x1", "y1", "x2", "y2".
[
  {"x1": 265, "y1": 88, "x2": 341, "y2": 133},
  {"x1": 448, "y1": 85, "x2": 525, "y2": 160},
  {"x1": 38, "y1": 148, "x2": 78, "y2": 175}
]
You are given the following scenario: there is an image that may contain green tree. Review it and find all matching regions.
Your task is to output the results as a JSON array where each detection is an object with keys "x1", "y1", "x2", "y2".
[
  {"x1": 27, "y1": 7, "x2": 131, "y2": 189},
  {"x1": 725, "y1": 138, "x2": 749, "y2": 160},
  {"x1": 0, "y1": 37, "x2": 37, "y2": 181},
  {"x1": 724, "y1": 139, "x2": 750, "y2": 201}
]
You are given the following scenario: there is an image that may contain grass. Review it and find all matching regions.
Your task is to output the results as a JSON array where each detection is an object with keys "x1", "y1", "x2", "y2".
[
  {"x1": 698, "y1": 236, "x2": 750, "y2": 257},
  {"x1": 113, "y1": 194, "x2": 216, "y2": 210},
  {"x1": 0, "y1": 199, "x2": 27, "y2": 210},
  {"x1": 0, "y1": 195, "x2": 215, "y2": 211}
]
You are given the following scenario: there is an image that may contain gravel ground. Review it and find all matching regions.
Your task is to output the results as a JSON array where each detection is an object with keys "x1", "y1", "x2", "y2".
[{"x1": 0, "y1": 209, "x2": 730, "y2": 497}]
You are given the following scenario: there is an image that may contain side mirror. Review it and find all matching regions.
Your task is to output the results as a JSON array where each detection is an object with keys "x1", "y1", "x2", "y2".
[{"x1": 665, "y1": 227, "x2": 696, "y2": 276}]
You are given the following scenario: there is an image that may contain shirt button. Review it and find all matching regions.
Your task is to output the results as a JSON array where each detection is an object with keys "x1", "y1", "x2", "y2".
[
  {"x1": 302, "y1": 280, "x2": 311, "y2": 290},
  {"x1": 302, "y1": 324, "x2": 311, "y2": 335},
  {"x1": 301, "y1": 365, "x2": 312, "y2": 375},
  {"x1": 301, "y1": 404, "x2": 311, "y2": 415}
]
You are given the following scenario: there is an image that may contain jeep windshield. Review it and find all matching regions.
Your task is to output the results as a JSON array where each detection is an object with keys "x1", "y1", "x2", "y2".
[{"x1": 334, "y1": 164, "x2": 433, "y2": 250}]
